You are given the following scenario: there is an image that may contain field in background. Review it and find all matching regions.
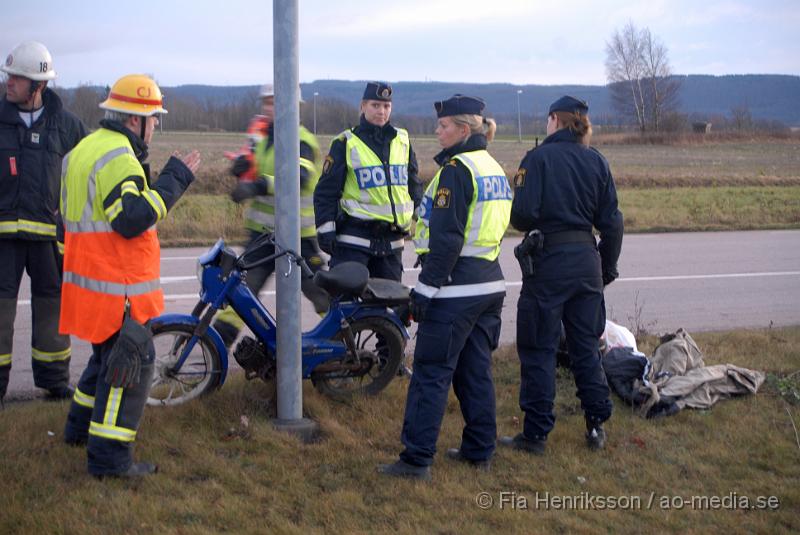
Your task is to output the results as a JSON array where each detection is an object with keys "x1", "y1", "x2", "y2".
[
  {"x1": 1, "y1": 327, "x2": 798, "y2": 533},
  {"x1": 145, "y1": 132, "x2": 800, "y2": 245}
]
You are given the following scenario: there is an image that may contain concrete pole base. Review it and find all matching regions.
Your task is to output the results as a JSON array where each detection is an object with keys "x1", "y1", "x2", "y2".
[{"x1": 271, "y1": 417, "x2": 320, "y2": 443}]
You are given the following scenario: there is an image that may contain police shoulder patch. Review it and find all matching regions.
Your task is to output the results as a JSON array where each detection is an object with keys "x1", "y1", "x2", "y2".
[
  {"x1": 435, "y1": 187, "x2": 451, "y2": 208},
  {"x1": 513, "y1": 168, "x2": 527, "y2": 187},
  {"x1": 322, "y1": 155, "x2": 334, "y2": 175}
]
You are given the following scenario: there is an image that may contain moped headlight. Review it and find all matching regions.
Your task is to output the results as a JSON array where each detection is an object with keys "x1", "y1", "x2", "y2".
[{"x1": 196, "y1": 259, "x2": 204, "y2": 284}]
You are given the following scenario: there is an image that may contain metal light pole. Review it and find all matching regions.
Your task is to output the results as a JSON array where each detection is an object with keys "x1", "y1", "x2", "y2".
[
  {"x1": 516, "y1": 89, "x2": 523, "y2": 143},
  {"x1": 272, "y1": 0, "x2": 317, "y2": 440},
  {"x1": 313, "y1": 91, "x2": 318, "y2": 134}
]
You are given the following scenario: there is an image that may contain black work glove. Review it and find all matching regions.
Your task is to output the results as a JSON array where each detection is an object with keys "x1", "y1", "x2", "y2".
[
  {"x1": 105, "y1": 316, "x2": 151, "y2": 388},
  {"x1": 602, "y1": 266, "x2": 619, "y2": 286},
  {"x1": 231, "y1": 155, "x2": 250, "y2": 177},
  {"x1": 409, "y1": 289, "x2": 432, "y2": 323},
  {"x1": 317, "y1": 231, "x2": 336, "y2": 255},
  {"x1": 230, "y1": 180, "x2": 266, "y2": 203}
]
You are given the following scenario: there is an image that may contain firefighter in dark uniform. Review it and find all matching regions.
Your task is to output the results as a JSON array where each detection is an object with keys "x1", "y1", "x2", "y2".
[
  {"x1": 313, "y1": 81, "x2": 423, "y2": 281},
  {"x1": 0, "y1": 41, "x2": 88, "y2": 403},
  {"x1": 378, "y1": 95, "x2": 511, "y2": 480},
  {"x1": 500, "y1": 95, "x2": 623, "y2": 454}
]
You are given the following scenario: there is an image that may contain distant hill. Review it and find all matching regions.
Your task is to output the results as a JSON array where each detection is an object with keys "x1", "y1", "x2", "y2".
[
  {"x1": 55, "y1": 74, "x2": 800, "y2": 125},
  {"x1": 303, "y1": 75, "x2": 800, "y2": 124}
]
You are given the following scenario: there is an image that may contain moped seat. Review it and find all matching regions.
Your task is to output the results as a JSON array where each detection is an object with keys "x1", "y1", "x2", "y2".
[
  {"x1": 362, "y1": 278, "x2": 411, "y2": 305},
  {"x1": 313, "y1": 262, "x2": 369, "y2": 298}
]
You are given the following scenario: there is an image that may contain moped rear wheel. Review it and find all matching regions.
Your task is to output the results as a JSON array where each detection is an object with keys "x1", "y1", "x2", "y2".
[
  {"x1": 312, "y1": 317, "x2": 405, "y2": 400},
  {"x1": 147, "y1": 323, "x2": 223, "y2": 406}
]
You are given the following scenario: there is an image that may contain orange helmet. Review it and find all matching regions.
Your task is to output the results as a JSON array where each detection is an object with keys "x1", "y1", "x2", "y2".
[{"x1": 99, "y1": 74, "x2": 167, "y2": 116}]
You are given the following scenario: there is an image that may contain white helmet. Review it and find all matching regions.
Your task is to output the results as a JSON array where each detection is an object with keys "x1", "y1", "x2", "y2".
[
  {"x1": 259, "y1": 84, "x2": 274, "y2": 98},
  {"x1": 259, "y1": 83, "x2": 304, "y2": 102},
  {"x1": 1, "y1": 41, "x2": 56, "y2": 81}
]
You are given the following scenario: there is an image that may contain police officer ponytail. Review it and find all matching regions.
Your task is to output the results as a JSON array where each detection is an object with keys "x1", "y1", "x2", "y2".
[
  {"x1": 553, "y1": 111, "x2": 592, "y2": 145},
  {"x1": 451, "y1": 114, "x2": 497, "y2": 143}
]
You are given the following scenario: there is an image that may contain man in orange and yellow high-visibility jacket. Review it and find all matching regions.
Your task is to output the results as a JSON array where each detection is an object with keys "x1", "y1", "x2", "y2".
[{"x1": 61, "y1": 74, "x2": 199, "y2": 478}]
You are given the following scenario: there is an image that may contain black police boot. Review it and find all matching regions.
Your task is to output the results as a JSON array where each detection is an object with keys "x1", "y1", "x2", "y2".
[
  {"x1": 213, "y1": 320, "x2": 239, "y2": 350},
  {"x1": 95, "y1": 462, "x2": 158, "y2": 479},
  {"x1": 585, "y1": 421, "x2": 607, "y2": 451},
  {"x1": 498, "y1": 433, "x2": 547, "y2": 455},
  {"x1": 376, "y1": 459, "x2": 431, "y2": 481},
  {"x1": 445, "y1": 448, "x2": 491, "y2": 471},
  {"x1": 45, "y1": 384, "x2": 75, "y2": 401}
]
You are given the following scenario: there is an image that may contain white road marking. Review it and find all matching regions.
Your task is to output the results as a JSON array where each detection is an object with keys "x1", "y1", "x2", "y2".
[{"x1": 16, "y1": 270, "x2": 800, "y2": 306}]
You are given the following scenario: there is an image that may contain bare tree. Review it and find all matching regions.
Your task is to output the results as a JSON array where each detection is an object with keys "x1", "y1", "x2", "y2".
[
  {"x1": 730, "y1": 103, "x2": 753, "y2": 131},
  {"x1": 606, "y1": 22, "x2": 680, "y2": 132}
]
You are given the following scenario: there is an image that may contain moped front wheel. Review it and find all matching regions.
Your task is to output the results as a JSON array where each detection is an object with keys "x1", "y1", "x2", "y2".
[
  {"x1": 147, "y1": 323, "x2": 223, "y2": 406},
  {"x1": 312, "y1": 317, "x2": 405, "y2": 400}
]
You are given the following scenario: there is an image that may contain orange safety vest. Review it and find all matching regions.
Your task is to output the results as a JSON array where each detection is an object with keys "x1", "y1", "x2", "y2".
[{"x1": 59, "y1": 129, "x2": 164, "y2": 344}]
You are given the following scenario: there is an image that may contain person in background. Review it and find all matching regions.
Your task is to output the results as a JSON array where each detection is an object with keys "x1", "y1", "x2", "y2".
[
  {"x1": 0, "y1": 41, "x2": 88, "y2": 404},
  {"x1": 61, "y1": 74, "x2": 199, "y2": 477},
  {"x1": 378, "y1": 95, "x2": 511, "y2": 481},
  {"x1": 500, "y1": 95, "x2": 623, "y2": 454},
  {"x1": 213, "y1": 83, "x2": 329, "y2": 349}
]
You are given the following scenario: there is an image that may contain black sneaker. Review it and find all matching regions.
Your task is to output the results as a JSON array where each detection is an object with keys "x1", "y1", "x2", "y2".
[
  {"x1": 498, "y1": 433, "x2": 547, "y2": 455},
  {"x1": 444, "y1": 448, "x2": 491, "y2": 471},
  {"x1": 45, "y1": 385, "x2": 75, "y2": 401},
  {"x1": 586, "y1": 425, "x2": 607, "y2": 450},
  {"x1": 376, "y1": 460, "x2": 431, "y2": 481}
]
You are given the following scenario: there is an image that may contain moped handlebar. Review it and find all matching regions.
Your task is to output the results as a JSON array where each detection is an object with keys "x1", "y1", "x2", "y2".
[{"x1": 237, "y1": 232, "x2": 313, "y2": 278}]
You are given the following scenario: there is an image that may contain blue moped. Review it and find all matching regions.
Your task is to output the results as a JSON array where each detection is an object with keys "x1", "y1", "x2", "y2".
[{"x1": 147, "y1": 232, "x2": 411, "y2": 406}]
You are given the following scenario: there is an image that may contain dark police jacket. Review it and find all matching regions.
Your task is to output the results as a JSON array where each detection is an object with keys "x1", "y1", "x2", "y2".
[
  {"x1": 417, "y1": 134, "x2": 505, "y2": 292},
  {"x1": 0, "y1": 88, "x2": 87, "y2": 241},
  {"x1": 314, "y1": 115, "x2": 423, "y2": 254},
  {"x1": 510, "y1": 128, "x2": 623, "y2": 281}
]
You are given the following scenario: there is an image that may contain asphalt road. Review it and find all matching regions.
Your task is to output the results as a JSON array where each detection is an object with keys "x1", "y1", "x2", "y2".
[{"x1": 6, "y1": 229, "x2": 800, "y2": 400}]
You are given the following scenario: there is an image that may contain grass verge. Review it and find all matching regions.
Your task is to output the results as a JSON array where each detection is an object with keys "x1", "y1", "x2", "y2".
[{"x1": 1, "y1": 327, "x2": 798, "y2": 533}]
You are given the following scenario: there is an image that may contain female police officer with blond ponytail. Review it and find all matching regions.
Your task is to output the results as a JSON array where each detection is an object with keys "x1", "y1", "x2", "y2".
[
  {"x1": 378, "y1": 95, "x2": 512, "y2": 480},
  {"x1": 500, "y1": 96, "x2": 623, "y2": 455}
]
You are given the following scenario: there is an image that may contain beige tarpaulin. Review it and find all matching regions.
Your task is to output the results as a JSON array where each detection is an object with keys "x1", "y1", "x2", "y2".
[{"x1": 637, "y1": 329, "x2": 765, "y2": 414}]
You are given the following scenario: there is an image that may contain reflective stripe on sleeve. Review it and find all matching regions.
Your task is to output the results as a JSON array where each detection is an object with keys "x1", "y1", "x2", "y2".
[{"x1": 0, "y1": 353, "x2": 11, "y2": 366}]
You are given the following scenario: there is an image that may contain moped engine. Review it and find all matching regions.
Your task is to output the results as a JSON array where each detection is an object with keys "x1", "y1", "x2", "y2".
[{"x1": 233, "y1": 336, "x2": 275, "y2": 382}]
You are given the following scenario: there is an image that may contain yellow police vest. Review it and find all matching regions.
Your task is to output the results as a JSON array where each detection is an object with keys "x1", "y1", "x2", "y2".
[
  {"x1": 339, "y1": 128, "x2": 414, "y2": 230},
  {"x1": 245, "y1": 125, "x2": 320, "y2": 238},
  {"x1": 414, "y1": 150, "x2": 511, "y2": 261}
]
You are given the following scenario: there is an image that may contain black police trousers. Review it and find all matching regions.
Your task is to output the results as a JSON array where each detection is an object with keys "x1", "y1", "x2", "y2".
[
  {"x1": 400, "y1": 292, "x2": 504, "y2": 466},
  {"x1": 63, "y1": 331, "x2": 155, "y2": 476},
  {"x1": 516, "y1": 274, "x2": 612, "y2": 439},
  {"x1": 330, "y1": 245, "x2": 403, "y2": 282},
  {"x1": 0, "y1": 239, "x2": 71, "y2": 398}
]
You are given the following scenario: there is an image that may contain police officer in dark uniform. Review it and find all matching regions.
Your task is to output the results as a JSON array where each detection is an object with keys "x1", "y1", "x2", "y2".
[
  {"x1": 378, "y1": 95, "x2": 511, "y2": 480},
  {"x1": 500, "y1": 95, "x2": 623, "y2": 454},
  {"x1": 313, "y1": 81, "x2": 422, "y2": 281}
]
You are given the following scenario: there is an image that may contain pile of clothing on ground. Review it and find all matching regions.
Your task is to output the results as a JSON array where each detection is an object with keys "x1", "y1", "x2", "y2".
[{"x1": 600, "y1": 322, "x2": 765, "y2": 418}]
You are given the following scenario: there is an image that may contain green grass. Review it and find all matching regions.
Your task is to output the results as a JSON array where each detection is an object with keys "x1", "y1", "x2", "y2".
[{"x1": 1, "y1": 327, "x2": 798, "y2": 533}]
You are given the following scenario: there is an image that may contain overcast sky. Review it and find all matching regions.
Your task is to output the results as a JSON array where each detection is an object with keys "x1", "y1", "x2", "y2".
[{"x1": 3, "y1": 0, "x2": 798, "y2": 88}]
